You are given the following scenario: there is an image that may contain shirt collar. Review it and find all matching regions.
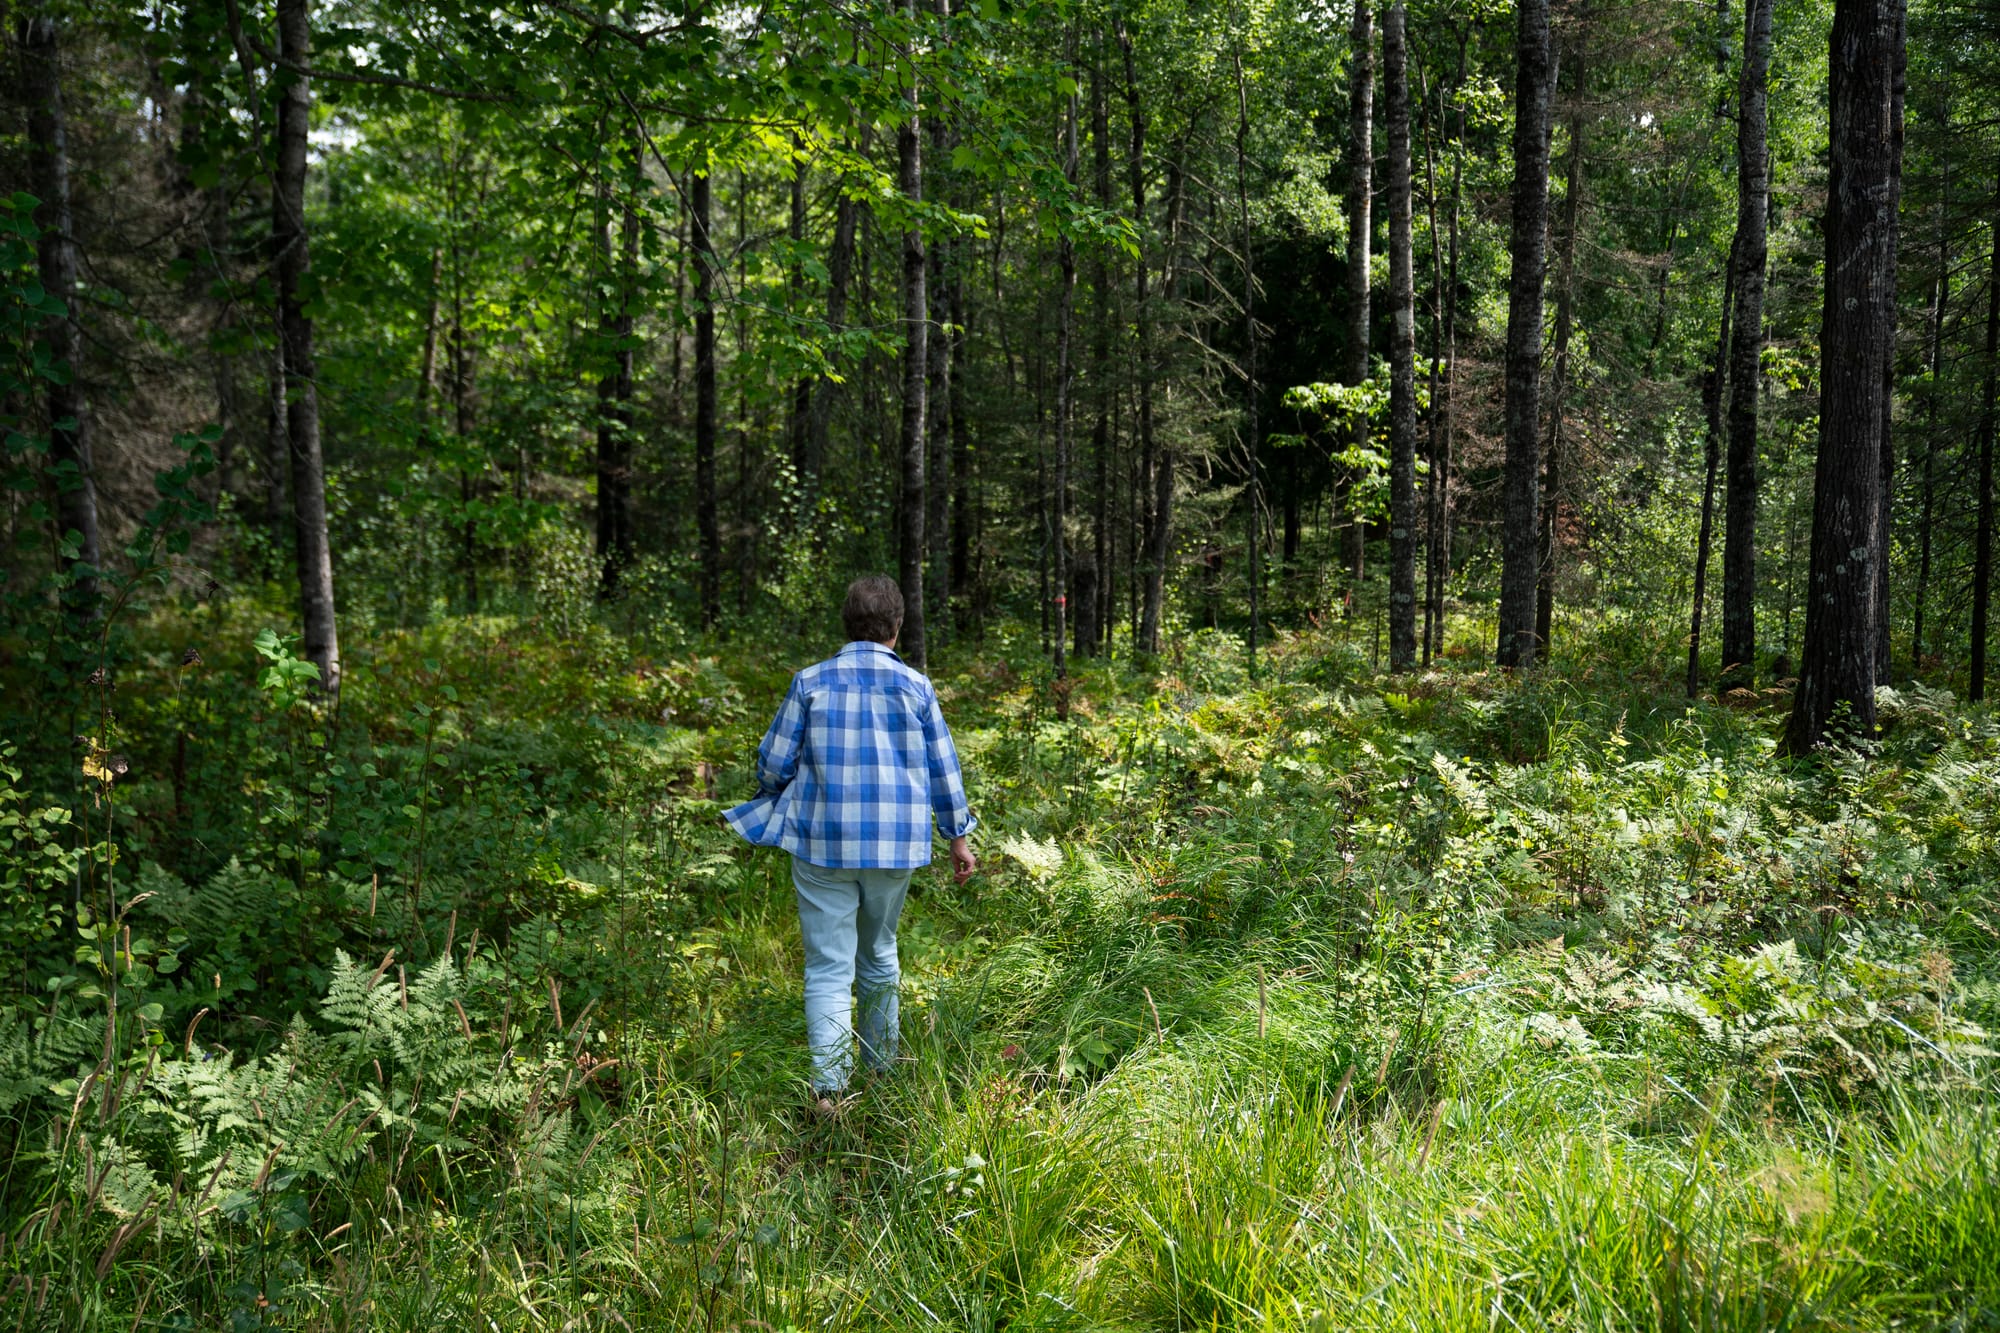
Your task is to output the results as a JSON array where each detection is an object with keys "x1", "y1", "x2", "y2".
[{"x1": 837, "y1": 639, "x2": 903, "y2": 663}]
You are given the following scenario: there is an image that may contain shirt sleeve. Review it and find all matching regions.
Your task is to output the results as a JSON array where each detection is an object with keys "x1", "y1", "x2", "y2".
[
  {"x1": 755, "y1": 675, "x2": 808, "y2": 796},
  {"x1": 920, "y1": 685, "x2": 976, "y2": 840}
]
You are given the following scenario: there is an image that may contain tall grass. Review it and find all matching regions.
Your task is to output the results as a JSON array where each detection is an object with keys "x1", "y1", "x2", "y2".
[{"x1": 2, "y1": 619, "x2": 1996, "y2": 1329}]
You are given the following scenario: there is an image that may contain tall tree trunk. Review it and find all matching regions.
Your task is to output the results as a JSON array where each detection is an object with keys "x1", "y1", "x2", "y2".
[
  {"x1": 897, "y1": 0, "x2": 930, "y2": 670},
  {"x1": 1119, "y1": 21, "x2": 1167, "y2": 656},
  {"x1": 1054, "y1": 87, "x2": 1078, "y2": 689},
  {"x1": 1689, "y1": 254, "x2": 1735, "y2": 698},
  {"x1": 1089, "y1": 49, "x2": 1113, "y2": 658},
  {"x1": 1344, "y1": 0, "x2": 1375, "y2": 589},
  {"x1": 788, "y1": 151, "x2": 814, "y2": 504},
  {"x1": 1721, "y1": 0, "x2": 1774, "y2": 688},
  {"x1": 1384, "y1": 5, "x2": 1417, "y2": 671},
  {"x1": 927, "y1": 20, "x2": 953, "y2": 648},
  {"x1": 1497, "y1": 0, "x2": 1557, "y2": 667},
  {"x1": 1970, "y1": 158, "x2": 1999, "y2": 703},
  {"x1": 449, "y1": 249, "x2": 476, "y2": 614},
  {"x1": 19, "y1": 11, "x2": 101, "y2": 619},
  {"x1": 1912, "y1": 128, "x2": 1946, "y2": 674},
  {"x1": 1785, "y1": 0, "x2": 1904, "y2": 751},
  {"x1": 950, "y1": 259, "x2": 971, "y2": 595},
  {"x1": 417, "y1": 249, "x2": 441, "y2": 430},
  {"x1": 692, "y1": 171, "x2": 720, "y2": 628},
  {"x1": 1424, "y1": 31, "x2": 1467, "y2": 666},
  {"x1": 596, "y1": 152, "x2": 638, "y2": 598},
  {"x1": 1873, "y1": 3, "x2": 1907, "y2": 677},
  {"x1": 808, "y1": 138, "x2": 866, "y2": 507},
  {"x1": 1537, "y1": 65, "x2": 1585, "y2": 661},
  {"x1": 1235, "y1": 52, "x2": 1261, "y2": 669},
  {"x1": 1144, "y1": 140, "x2": 1189, "y2": 658},
  {"x1": 274, "y1": 0, "x2": 339, "y2": 696}
]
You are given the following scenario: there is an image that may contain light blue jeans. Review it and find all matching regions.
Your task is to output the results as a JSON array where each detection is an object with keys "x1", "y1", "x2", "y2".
[{"x1": 792, "y1": 857, "x2": 913, "y2": 1094}]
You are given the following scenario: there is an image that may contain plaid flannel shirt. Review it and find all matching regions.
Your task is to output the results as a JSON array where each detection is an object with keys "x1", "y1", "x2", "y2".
[{"x1": 724, "y1": 641, "x2": 976, "y2": 869}]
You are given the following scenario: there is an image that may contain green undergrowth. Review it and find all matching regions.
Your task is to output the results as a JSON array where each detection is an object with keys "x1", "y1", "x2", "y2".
[{"x1": 2, "y1": 607, "x2": 1998, "y2": 1329}]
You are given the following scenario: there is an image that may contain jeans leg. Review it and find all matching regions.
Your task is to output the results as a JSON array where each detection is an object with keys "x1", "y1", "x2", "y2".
[
  {"x1": 853, "y1": 867, "x2": 912, "y2": 1074},
  {"x1": 793, "y1": 857, "x2": 861, "y2": 1094}
]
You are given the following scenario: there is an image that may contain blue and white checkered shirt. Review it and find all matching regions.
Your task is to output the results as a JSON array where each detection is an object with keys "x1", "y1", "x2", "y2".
[{"x1": 724, "y1": 641, "x2": 976, "y2": 869}]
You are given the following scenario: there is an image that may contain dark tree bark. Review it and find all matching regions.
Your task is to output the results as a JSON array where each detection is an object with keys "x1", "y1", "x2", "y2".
[
  {"x1": 1721, "y1": 0, "x2": 1775, "y2": 688},
  {"x1": 1054, "y1": 87, "x2": 1078, "y2": 689},
  {"x1": 1119, "y1": 21, "x2": 1168, "y2": 656},
  {"x1": 692, "y1": 170, "x2": 720, "y2": 629},
  {"x1": 596, "y1": 151, "x2": 638, "y2": 598},
  {"x1": 788, "y1": 151, "x2": 814, "y2": 500},
  {"x1": 1912, "y1": 128, "x2": 1946, "y2": 675},
  {"x1": 274, "y1": 0, "x2": 339, "y2": 695},
  {"x1": 1235, "y1": 52, "x2": 1261, "y2": 668},
  {"x1": 1496, "y1": 0, "x2": 1557, "y2": 667},
  {"x1": 1971, "y1": 158, "x2": 1999, "y2": 703},
  {"x1": 808, "y1": 135, "x2": 865, "y2": 504},
  {"x1": 1536, "y1": 65, "x2": 1584, "y2": 662},
  {"x1": 897, "y1": 0, "x2": 930, "y2": 670},
  {"x1": 1785, "y1": 0, "x2": 1904, "y2": 751},
  {"x1": 1689, "y1": 256, "x2": 1735, "y2": 698},
  {"x1": 19, "y1": 11, "x2": 100, "y2": 618},
  {"x1": 417, "y1": 248, "x2": 442, "y2": 430},
  {"x1": 1344, "y1": 0, "x2": 1375, "y2": 588},
  {"x1": 1143, "y1": 139, "x2": 1190, "y2": 659},
  {"x1": 1423, "y1": 31, "x2": 1467, "y2": 666},
  {"x1": 1873, "y1": 3, "x2": 1906, "y2": 678},
  {"x1": 949, "y1": 257, "x2": 971, "y2": 596},
  {"x1": 1385, "y1": 5, "x2": 1417, "y2": 671},
  {"x1": 1089, "y1": 49, "x2": 1113, "y2": 658}
]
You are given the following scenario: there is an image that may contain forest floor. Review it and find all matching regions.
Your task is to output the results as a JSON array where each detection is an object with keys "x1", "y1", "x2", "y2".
[{"x1": 9, "y1": 606, "x2": 2000, "y2": 1330}]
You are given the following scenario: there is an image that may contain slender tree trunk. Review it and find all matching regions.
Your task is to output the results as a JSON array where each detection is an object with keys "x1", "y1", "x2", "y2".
[
  {"x1": 449, "y1": 242, "x2": 476, "y2": 614},
  {"x1": 927, "y1": 29, "x2": 953, "y2": 647},
  {"x1": 1344, "y1": 0, "x2": 1375, "y2": 589},
  {"x1": 1120, "y1": 22, "x2": 1166, "y2": 656},
  {"x1": 1089, "y1": 50, "x2": 1113, "y2": 658},
  {"x1": 788, "y1": 151, "x2": 815, "y2": 504},
  {"x1": 1385, "y1": 5, "x2": 1417, "y2": 670},
  {"x1": 898, "y1": 0, "x2": 930, "y2": 670},
  {"x1": 1786, "y1": 0, "x2": 1904, "y2": 751},
  {"x1": 417, "y1": 249, "x2": 442, "y2": 430},
  {"x1": 1912, "y1": 131, "x2": 1946, "y2": 674},
  {"x1": 693, "y1": 171, "x2": 720, "y2": 628},
  {"x1": 1721, "y1": 0, "x2": 1774, "y2": 688},
  {"x1": 273, "y1": 0, "x2": 339, "y2": 696},
  {"x1": 596, "y1": 152, "x2": 638, "y2": 598},
  {"x1": 1235, "y1": 53, "x2": 1261, "y2": 669},
  {"x1": 1689, "y1": 255, "x2": 1735, "y2": 698},
  {"x1": 1143, "y1": 141, "x2": 1189, "y2": 657},
  {"x1": 1536, "y1": 69, "x2": 1584, "y2": 661},
  {"x1": 950, "y1": 259, "x2": 971, "y2": 595},
  {"x1": 1424, "y1": 33, "x2": 1467, "y2": 665},
  {"x1": 1053, "y1": 87, "x2": 1078, "y2": 690},
  {"x1": 19, "y1": 12, "x2": 100, "y2": 619},
  {"x1": 1970, "y1": 158, "x2": 1999, "y2": 703},
  {"x1": 1873, "y1": 3, "x2": 1907, "y2": 677},
  {"x1": 808, "y1": 138, "x2": 866, "y2": 506},
  {"x1": 1497, "y1": 0, "x2": 1557, "y2": 667}
]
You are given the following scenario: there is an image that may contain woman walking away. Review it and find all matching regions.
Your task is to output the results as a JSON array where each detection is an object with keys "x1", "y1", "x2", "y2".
[{"x1": 725, "y1": 575, "x2": 978, "y2": 1115}]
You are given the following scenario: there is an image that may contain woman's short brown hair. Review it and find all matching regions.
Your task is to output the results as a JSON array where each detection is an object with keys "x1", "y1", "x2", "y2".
[{"x1": 842, "y1": 575, "x2": 904, "y2": 643}]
